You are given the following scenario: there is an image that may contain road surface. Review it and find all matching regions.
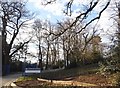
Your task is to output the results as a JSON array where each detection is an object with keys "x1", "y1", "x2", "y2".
[
  {"x1": 0, "y1": 69, "x2": 63, "y2": 87},
  {"x1": 1, "y1": 73, "x2": 22, "y2": 87}
]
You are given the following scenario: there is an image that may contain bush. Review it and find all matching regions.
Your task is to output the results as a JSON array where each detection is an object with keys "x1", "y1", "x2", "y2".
[
  {"x1": 98, "y1": 61, "x2": 120, "y2": 75},
  {"x1": 67, "y1": 61, "x2": 77, "y2": 69},
  {"x1": 115, "y1": 75, "x2": 120, "y2": 86},
  {"x1": 52, "y1": 65, "x2": 59, "y2": 69},
  {"x1": 103, "y1": 66, "x2": 120, "y2": 73},
  {"x1": 109, "y1": 73, "x2": 120, "y2": 86}
]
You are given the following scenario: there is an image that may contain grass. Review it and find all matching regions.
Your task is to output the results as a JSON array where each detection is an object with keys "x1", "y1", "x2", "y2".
[
  {"x1": 39, "y1": 64, "x2": 99, "y2": 80},
  {"x1": 16, "y1": 64, "x2": 100, "y2": 82},
  {"x1": 16, "y1": 76, "x2": 37, "y2": 82},
  {"x1": 15, "y1": 64, "x2": 119, "y2": 87}
]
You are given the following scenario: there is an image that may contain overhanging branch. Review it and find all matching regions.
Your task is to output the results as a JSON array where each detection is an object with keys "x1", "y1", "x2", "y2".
[
  {"x1": 77, "y1": 0, "x2": 111, "y2": 34},
  {"x1": 51, "y1": 0, "x2": 111, "y2": 41},
  {"x1": 10, "y1": 37, "x2": 32, "y2": 57}
]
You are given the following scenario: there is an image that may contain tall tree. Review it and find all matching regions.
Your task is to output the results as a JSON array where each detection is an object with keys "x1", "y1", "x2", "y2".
[
  {"x1": 1, "y1": 1, "x2": 32, "y2": 75},
  {"x1": 108, "y1": 2, "x2": 120, "y2": 68},
  {"x1": 44, "y1": 22, "x2": 53, "y2": 70},
  {"x1": 113, "y1": 2, "x2": 120, "y2": 68},
  {"x1": 32, "y1": 19, "x2": 44, "y2": 70},
  {"x1": 42, "y1": 0, "x2": 111, "y2": 40}
]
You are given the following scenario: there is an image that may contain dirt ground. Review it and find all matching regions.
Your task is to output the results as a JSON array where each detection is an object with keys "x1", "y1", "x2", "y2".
[
  {"x1": 64, "y1": 73, "x2": 112, "y2": 86},
  {"x1": 15, "y1": 73, "x2": 112, "y2": 87}
]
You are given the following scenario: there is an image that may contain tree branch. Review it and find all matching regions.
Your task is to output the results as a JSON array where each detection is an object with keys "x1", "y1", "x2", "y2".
[
  {"x1": 10, "y1": 37, "x2": 32, "y2": 57},
  {"x1": 77, "y1": 0, "x2": 111, "y2": 34}
]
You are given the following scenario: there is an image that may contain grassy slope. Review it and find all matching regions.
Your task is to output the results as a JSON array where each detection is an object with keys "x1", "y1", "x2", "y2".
[
  {"x1": 39, "y1": 64, "x2": 99, "y2": 80},
  {"x1": 16, "y1": 64, "x2": 120, "y2": 87}
]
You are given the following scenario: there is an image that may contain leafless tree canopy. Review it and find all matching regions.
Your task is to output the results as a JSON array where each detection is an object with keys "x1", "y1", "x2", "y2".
[
  {"x1": 1, "y1": 1, "x2": 33, "y2": 65},
  {"x1": 42, "y1": 0, "x2": 111, "y2": 40}
]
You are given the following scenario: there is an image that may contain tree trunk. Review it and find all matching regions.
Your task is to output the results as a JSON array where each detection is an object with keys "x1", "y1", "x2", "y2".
[
  {"x1": 38, "y1": 40, "x2": 43, "y2": 70},
  {"x1": 46, "y1": 42, "x2": 50, "y2": 70},
  {"x1": 2, "y1": 15, "x2": 11, "y2": 75},
  {"x1": 66, "y1": 50, "x2": 69, "y2": 67}
]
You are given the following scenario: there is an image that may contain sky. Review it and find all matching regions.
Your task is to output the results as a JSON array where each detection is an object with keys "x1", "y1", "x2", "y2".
[
  {"x1": 26, "y1": 0, "x2": 100, "y2": 23},
  {"x1": 25, "y1": 0, "x2": 117, "y2": 43},
  {"x1": 25, "y1": 0, "x2": 115, "y2": 39},
  {"x1": 11, "y1": 0, "x2": 118, "y2": 63}
]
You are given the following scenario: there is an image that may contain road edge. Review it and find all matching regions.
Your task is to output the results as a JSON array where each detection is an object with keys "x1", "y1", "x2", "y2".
[{"x1": 11, "y1": 82, "x2": 22, "y2": 88}]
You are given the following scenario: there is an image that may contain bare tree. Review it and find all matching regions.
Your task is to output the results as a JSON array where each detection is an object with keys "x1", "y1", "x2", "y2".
[
  {"x1": 43, "y1": 21, "x2": 53, "y2": 69},
  {"x1": 1, "y1": 1, "x2": 33, "y2": 75},
  {"x1": 110, "y1": 2, "x2": 120, "y2": 68},
  {"x1": 32, "y1": 19, "x2": 44, "y2": 70},
  {"x1": 42, "y1": 0, "x2": 111, "y2": 40},
  {"x1": 55, "y1": 18, "x2": 100, "y2": 67}
]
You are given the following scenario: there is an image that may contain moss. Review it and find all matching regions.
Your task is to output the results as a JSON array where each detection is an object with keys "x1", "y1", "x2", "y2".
[{"x1": 16, "y1": 76, "x2": 37, "y2": 82}]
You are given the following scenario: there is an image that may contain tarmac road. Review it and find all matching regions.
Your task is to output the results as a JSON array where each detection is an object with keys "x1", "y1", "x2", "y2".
[
  {"x1": 1, "y1": 73, "x2": 22, "y2": 87},
  {"x1": 0, "y1": 68, "x2": 63, "y2": 87}
]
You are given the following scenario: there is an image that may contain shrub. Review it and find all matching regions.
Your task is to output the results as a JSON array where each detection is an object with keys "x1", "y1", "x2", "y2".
[
  {"x1": 103, "y1": 66, "x2": 120, "y2": 73},
  {"x1": 109, "y1": 73, "x2": 120, "y2": 86},
  {"x1": 98, "y1": 60, "x2": 120, "y2": 75},
  {"x1": 52, "y1": 65, "x2": 59, "y2": 69},
  {"x1": 67, "y1": 61, "x2": 77, "y2": 69}
]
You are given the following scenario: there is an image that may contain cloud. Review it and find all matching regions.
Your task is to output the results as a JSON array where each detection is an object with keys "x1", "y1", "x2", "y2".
[
  {"x1": 46, "y1": 14, "x2": 52, "y2": 19},
  {"x1": 26, "y1": 0, "x2": 116, "y2": 42},
  {"x1": 97, "y1": 0, "x2": 119, "y2": 43},
  {"x1": 98, "y1": 0, "x2": 117, "y2": 32},
  {"x1": 11, "y1": 0, "x2": 118, "y2": 63},
  {"x1": 27, "y1": 0, "x2": 65, "y2": 17}
]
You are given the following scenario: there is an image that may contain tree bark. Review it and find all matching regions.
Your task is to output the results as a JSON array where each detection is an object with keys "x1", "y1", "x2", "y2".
[{"x1": 46, "y1": 41, "x2": 50, "y2": 70}]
